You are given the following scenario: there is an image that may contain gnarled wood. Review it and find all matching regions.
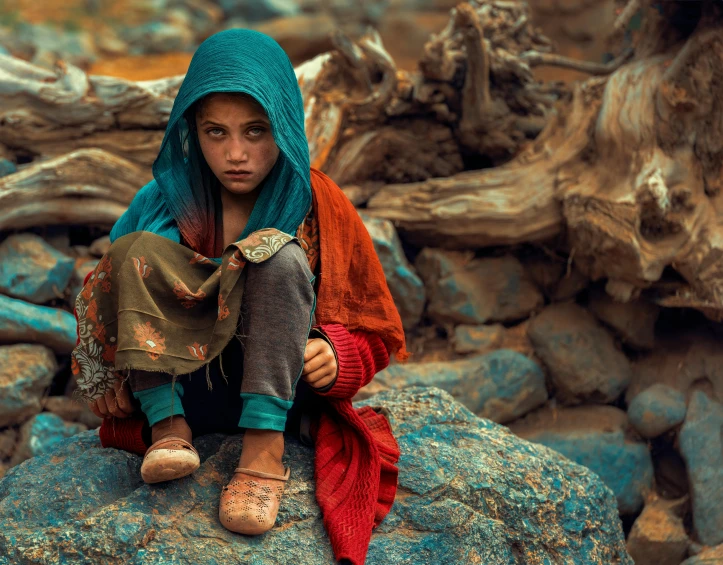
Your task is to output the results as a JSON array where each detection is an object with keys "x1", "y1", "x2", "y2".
[
  {"x1": 0, "y1": 55, "x2": 182, "y2": 164},
  {"x1": 0, "y1": 149, "x2": 149, "y2": 231},
  {"x1": 365, "y1": 79, "x2": 603, "y2": 248}
]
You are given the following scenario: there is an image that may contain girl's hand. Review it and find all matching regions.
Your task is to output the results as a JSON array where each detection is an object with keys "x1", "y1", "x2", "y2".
[
  {"x1": 89, "y1": 376, "x2": 134, "y2": 419},
  {"x1": 302, "y1": 338, "x2": 338, "y2": 390}
]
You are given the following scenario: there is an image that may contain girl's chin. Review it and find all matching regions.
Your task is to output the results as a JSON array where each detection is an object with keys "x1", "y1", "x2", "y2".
[{"x1": 220, "y1": 183, "x2": 260, "y2": 194}]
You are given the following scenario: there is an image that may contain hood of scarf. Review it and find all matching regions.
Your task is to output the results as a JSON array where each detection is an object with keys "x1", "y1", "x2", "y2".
[{"x1": 113, "y1": 28, "x2": 311, "y2": 259}]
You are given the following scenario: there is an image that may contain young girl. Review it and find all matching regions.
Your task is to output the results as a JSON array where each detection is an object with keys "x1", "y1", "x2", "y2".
[{"x1": 71, "y1": 28, "x2": 407, "y2": 564}]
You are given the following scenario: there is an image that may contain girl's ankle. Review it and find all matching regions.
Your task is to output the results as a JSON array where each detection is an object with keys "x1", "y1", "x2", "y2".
[
  {"x1": 151, "y1": 415, "x2": 192, "y2": 444},
  {"x1": 239, "y1": 429, "x2": 285, "y2": 475}
]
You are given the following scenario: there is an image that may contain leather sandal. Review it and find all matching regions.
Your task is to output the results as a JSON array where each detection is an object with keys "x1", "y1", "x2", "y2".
[
  {"x1": 219, "y1": 466, "x2": 290, "y2": 535},
  {"x1": 140, "y1": 437, "x2": 200, "y2": 484}
]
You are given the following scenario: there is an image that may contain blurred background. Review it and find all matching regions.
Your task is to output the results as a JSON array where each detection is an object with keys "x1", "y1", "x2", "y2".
[{"x1": 0, "y1": 0, "x2": 616, "y2": 81}]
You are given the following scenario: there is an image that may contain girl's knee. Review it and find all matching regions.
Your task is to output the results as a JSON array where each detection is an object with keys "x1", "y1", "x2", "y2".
[{"x1": 250, "y1": 243, "x2": 312, "y2": 282}]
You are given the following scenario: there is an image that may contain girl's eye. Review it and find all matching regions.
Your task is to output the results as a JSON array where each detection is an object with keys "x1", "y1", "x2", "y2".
[
  {"x1": 248, "y1": 127, "x2": 265, "y2": 137},
  {"x1": 207, "y1": 128, "x2": 224, "y2": 136}
]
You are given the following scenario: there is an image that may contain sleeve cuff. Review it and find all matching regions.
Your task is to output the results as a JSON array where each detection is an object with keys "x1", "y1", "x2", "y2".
[{"x1": 311, "y1": 324, "x2": 364, "y2": 398}]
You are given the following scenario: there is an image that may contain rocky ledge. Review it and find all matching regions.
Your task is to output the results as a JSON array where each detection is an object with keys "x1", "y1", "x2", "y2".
[{"x1": 0, "y1": 388, "x2": 632, "y2": 564}]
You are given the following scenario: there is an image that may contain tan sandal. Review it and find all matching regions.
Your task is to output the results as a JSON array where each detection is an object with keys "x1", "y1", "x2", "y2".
[
  {"x1": 140, "y1": 437, "x2": 200, "y2": 484},
  {"x1": 219, "y1": 466, "x2": 290, "y2": 535}
]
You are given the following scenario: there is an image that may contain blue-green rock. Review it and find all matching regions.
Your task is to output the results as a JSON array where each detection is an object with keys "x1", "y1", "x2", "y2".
[
  {"x1": 360, "y1": 214, "x2": 425, "y2": 329},
  {"x1": 0, "y1": 158, "x2": 15, "y2": 177},
  {"x1": 10, "y1": 413, "x2": 87, "y2": 466},
  {"x1": 415, "y1": 250, "x2": 544, "y2": 325},
  {"x1": 679, "y1": 391, "x2": 723, "y2": 546},
  {"x1": 0, "y1": 344, "x2": 57, "y2": 427},
  {"x1": 0, "y1": 233, "x2": 75, "y2": 304},
  {"x1": 627, "y1": 384, "x2": 686, "y2": 438},
  {"x1": 511, "y1": 405, "x2": 653, "y2": 515},
  {"x1": 527, "y1": 302, "x2": 633, "y2": 405},
  {"x1": 0, "y1": 294, "x2": 77, "y2": 354},
  {"x1": 375, "y1": 349, "x2": 548, "y2": 423},
  {"x1": 0, "y1": 388, "x2": 631, "y2": 565}
]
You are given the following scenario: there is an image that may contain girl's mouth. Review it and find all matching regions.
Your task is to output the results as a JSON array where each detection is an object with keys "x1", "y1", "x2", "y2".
[{"x1": 225, "y1": 171, "x2": 252, "y2": 179}]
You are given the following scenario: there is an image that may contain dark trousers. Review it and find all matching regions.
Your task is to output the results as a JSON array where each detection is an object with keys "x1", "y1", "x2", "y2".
[{"x1": 129, "y1": 242, "x2": 318, "y2": 434}]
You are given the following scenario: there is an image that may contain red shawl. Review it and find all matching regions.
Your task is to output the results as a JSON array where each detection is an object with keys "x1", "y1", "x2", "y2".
[
  {"x1": 310, "y1": 167, "x2": 407, "y2": 362},
  {"x1": 308, "y1": 168, "x2": 407, "y2": 563}
]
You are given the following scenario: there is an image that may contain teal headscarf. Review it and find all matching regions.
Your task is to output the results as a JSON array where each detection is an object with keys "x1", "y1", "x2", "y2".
[{"x1": 110, "y1": 29, "x2": 311, "y2": 260}]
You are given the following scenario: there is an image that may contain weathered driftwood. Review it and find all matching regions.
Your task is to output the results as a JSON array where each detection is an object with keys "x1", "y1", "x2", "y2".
[
  {"x1": 0, "y1": 149, "x2": 149, "y2": 231},
  {"x1": 365, "y1": 79, "x2": 601, "y2": 248},
  {"x1": 3, "y1": 0, "x2": 721, "y2": 322},
  {"x1": 0, "y1": 55, "x2": 182, "y2": 165},
  {"x1": 298, "y1": 1, "x2": 562, "y2": 184},
  {"x1": 418, "y1": 0, "x2": 560, "y2": 161},
  {"x1": 369, "y1": 1, "x2": 723, "y2": 318}
]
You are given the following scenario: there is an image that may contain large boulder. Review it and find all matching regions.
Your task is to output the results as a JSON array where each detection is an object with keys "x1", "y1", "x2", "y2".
[
  {"x1": 527, "y1": 302, "x2": 633, "y2": 405},
  {"x1": 0, "y1": 295, "x2": 77, "y2": 354},
  {"x1": 360, "y1": 214, "x2": 425, "y2": 329},
  {"x1": 0, "y1": 344, "x2": 58, "y2": 427},
  {"x1": 0, "y1": 233, "x2": 75, "y2": 304},
  {"x1": 510, "y1": 405, "x2": 654, "y2": 515},
  {"x1": 679, "y1": 391, "x2": 723, "y2": 547},
  {"x1": 375, "y1": 349, "x2": 548, "y2": 423},
  {"x1": 0, "y1": 388, "x2": 632, "y2": 565},
  {"x1": 415, "y1": 250, "x2": 544, "y2": 325}
]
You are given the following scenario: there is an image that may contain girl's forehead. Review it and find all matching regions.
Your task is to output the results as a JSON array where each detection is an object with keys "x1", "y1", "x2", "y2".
[{"x1": 197, "y1": 92, "x2": 268, "y2": 120}]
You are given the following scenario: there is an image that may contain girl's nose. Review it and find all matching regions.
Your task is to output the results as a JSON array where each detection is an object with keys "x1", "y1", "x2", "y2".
[{"x1": 226, "y1": 138, "x2": 249, "y2": 162}]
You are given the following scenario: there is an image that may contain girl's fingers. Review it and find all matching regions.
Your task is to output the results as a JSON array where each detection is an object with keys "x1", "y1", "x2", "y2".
[
  {"x1": 306, "y1": 367, "x2": 336, "y2": 389},
  {"x1": 104, "y1": 389, "x2": 125, "y2": 418},
  {"x1": 113, "y1": 379, "x2": 134, "y2": 415},
  {"x1": 303, "y1": 352, "x2": 328, "y2": 375},
  {"x1": 89, "y1": 401, "x2": 104, "y2": 419},
  {"x1": 303, "y1": 338, "x2": 325, "y2": 362},
  {"x1": 95, "y1": 396, "x2": 109, "y2": 417}
]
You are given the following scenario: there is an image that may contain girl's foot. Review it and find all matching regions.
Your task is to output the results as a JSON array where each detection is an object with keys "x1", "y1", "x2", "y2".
[
  {"x1": 238, "y1": 429, "x2": 285, "y2": 476},
  {"x1": 151, "y1": 414, "x2": 192, "y2": 445},
  {"x1": 219, "y1": 429, "x2": 290, "y2": 535},
  {"x1": 141, "y1": 416, "x2": 200, "y2": 484}
]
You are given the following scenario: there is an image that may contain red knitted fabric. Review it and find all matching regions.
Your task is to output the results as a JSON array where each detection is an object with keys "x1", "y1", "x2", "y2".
[
  {"x1": 313, "y1": 324, "x2": 400, "y2": 564},
  {"x1": 98, "y1": 416, "x2": 148, "y2": 456}
]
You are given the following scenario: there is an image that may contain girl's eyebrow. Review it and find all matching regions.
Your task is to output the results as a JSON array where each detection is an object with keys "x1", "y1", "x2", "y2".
[{"x1": 199, "y1": 118, "x2": 270, "y2": 127}]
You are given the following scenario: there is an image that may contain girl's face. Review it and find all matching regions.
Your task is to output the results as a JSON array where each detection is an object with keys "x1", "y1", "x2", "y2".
[{"x1": 194, "y1": 93, "x2": 280, "y2": 196}]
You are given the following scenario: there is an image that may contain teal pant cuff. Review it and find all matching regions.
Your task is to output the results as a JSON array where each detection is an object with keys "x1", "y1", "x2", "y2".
[
  {"x1": 239, "y1": 393, "x2": 293, "y2": 431},
  {"x1": 133, "y1": 382, "x2": 185, "y2": 427}
]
